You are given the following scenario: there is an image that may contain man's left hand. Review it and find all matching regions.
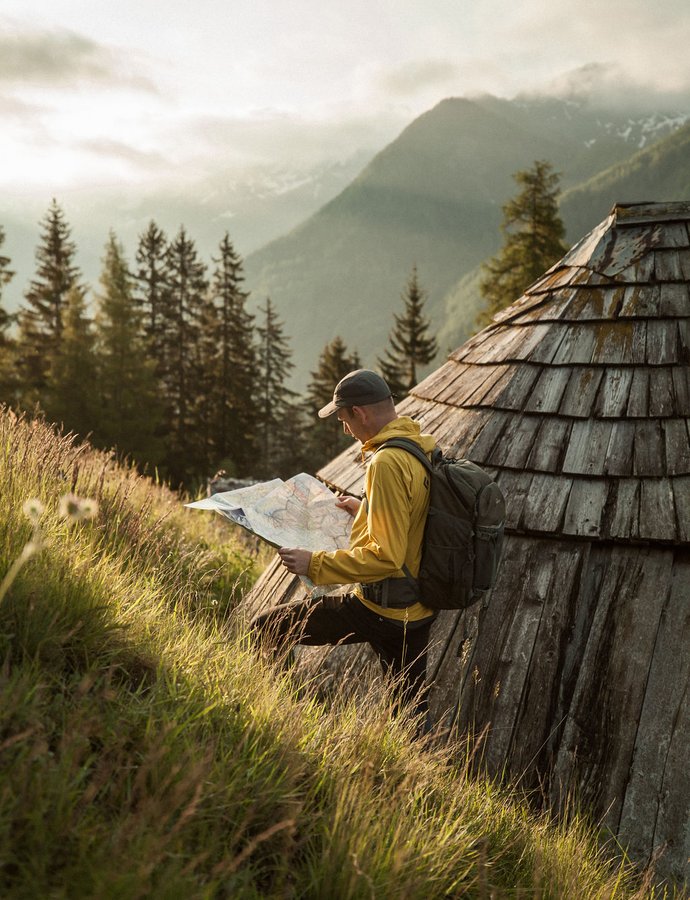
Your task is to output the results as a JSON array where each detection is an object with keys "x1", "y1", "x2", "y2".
[{"x1": 278, "y1": 547, "x2": 313, "y2": 576}]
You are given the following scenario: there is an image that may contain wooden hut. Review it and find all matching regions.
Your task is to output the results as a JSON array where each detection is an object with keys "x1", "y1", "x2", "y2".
[{"x1": 247, "y1": 201, "x2": 690, "y2": 881}]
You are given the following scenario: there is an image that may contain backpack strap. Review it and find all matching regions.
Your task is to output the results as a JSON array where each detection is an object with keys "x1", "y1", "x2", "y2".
[{"x1": 371, "y1": 437, "x2": 434, "y2": 602}]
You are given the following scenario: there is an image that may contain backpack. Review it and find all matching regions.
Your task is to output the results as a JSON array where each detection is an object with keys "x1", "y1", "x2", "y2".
[{"x1": 373, "y1": 438, "x2": 506, "y2": 611}]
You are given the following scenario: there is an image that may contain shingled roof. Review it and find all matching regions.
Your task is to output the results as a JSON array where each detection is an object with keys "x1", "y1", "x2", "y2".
[
  {"x1": 249, "y1": 201, "x2": 690, "y2": 882},
  {"x1": 320, "y1": 200, "x2": 690, "y2": 546}
]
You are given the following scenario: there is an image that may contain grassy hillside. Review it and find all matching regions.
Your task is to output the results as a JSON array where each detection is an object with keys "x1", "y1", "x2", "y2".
[{"x1": 0, "y1": 407, "x2": 667, "y2": 897}]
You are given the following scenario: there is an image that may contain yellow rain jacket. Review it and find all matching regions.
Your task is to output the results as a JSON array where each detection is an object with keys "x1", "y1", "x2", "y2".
[{"x1": 308, "y1": 416, "x2": 436, "y2": 622}]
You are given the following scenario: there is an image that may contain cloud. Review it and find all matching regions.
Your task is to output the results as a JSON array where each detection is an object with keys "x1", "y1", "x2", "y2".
[
  {"x1": 531, "y1": 62, "x2": 690, "y2": 114},
  {"x1": 0, "y1": 20, "x2": 158, "y2": 92},
  {"x1": 377, "y1": 59, "x2": 461, "y2": 97},
  {"x1": 76, "y1": 138, "x2": 168, "y2": 171}
]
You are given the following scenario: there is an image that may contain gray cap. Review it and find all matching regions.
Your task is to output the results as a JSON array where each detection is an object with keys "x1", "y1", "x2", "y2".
[{"x1": 318, "y1": 369, "x2": 393, "y2": 418}]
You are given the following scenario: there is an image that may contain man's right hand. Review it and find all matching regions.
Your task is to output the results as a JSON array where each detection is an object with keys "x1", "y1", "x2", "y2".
[{"x1": 336, "y1": 496, "x2": 361, "y2": 517}]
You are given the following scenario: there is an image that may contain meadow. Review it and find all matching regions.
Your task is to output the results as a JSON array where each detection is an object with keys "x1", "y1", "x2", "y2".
[{"x1": 0, "y1": 407, "x2": 672, "y2": 898}]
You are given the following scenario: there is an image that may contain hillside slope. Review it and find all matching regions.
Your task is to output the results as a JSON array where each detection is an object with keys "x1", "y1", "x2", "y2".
[
  {"x1": 0, "y1": 408, "x2": 651, "y2": 897},
  {"x1": 245, "y1": 95, "x2": 689, "y2": 385}
]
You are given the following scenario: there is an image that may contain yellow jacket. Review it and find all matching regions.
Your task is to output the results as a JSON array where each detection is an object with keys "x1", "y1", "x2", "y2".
[{"x1": 308, "y1": 416, "x2": 436, "y2": 621}]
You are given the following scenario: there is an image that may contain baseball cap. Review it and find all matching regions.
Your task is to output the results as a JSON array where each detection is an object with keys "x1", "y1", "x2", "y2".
[{"x1": 317, "y1": 369, "x2": 393, "y2": 418}]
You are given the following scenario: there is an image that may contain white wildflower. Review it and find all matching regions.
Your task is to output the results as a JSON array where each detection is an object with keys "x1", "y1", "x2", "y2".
[
  {"x1": 58, "y1": 494, "x2": 99, "y2": 523},
  {"x1": 22, "y1": 498, "x2": 45, "y2": 524}
]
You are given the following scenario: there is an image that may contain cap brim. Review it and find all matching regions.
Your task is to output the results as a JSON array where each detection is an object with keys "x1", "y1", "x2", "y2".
[{"x1": 317, "y1": 400, "x2": 338, "y2": 418}]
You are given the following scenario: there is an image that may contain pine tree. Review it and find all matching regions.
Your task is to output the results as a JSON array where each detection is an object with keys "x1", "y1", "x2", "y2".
[
  {"x1": 16, "y1": 200, "x2": 82, "y2": 406},
  {"x1": 209, "y1": 233, "x2": 257, "y2": 475},
  {"x1": 0, "y1": 225, "x2": 17, "y2": 405},
  {"x1": 478, "y1": 160, "x2": 568, "y2": 326},
  {"x1": 378, "y1": 265, "x2": 437, "y2": 401},
  {"x1": 255, "y1": 298, "x2": 299, "y2": 478},
  {"x1": 305, "y1": 335, "x2": 359, "y2": 469},
  {"x1": 95, "y1": 233, "x2": 163, "y2": 468},
  {"x1": 46, "y1": 285, "x2": 100, "y2": 438},
  {"x1": 162, "y1": 227, "x2": 209, "y2": 486}
]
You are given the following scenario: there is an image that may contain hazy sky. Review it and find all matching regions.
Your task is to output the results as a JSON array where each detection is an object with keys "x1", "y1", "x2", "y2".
[{"x1": 2, "y1": 0, "x2": 690, "y2": 204}]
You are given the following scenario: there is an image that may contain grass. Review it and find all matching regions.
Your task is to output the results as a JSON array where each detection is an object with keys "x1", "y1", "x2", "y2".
[{"x1": 0, "y1": 406, "x2": 679, "y2": 898}]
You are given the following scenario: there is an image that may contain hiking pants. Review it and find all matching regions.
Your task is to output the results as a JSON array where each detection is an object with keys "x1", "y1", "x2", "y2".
[{"x1": 250, "y1": 592, "x2": 434, "y2": 721}]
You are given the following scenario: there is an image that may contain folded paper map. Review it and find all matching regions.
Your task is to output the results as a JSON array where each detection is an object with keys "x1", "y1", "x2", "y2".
[{"x1": 186, "y1": 473, "x2": 354, "y2": 596}]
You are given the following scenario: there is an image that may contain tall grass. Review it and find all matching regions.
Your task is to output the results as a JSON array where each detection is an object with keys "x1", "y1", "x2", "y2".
[{"x1": 0, "y1": 408, "x2": 675, "y2": 897}]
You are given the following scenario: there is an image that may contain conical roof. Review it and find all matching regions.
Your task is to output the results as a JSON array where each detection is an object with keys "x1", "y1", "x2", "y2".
[{"x1": 319, "y1": 200, "x2": 690, "y2": 545}]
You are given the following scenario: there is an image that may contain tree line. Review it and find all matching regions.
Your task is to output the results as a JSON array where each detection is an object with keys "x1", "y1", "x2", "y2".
[{"x1": 0, "y1": 202, "x2": 438, "y2": 489}]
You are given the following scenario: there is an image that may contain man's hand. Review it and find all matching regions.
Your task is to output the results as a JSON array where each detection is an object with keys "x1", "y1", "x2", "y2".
[
  {"x1": 336, "y1": 495, "x2": 361, "y2": 517},
  {"x1": 278, "y1": 547, "x2": 313, "y2": 576}
]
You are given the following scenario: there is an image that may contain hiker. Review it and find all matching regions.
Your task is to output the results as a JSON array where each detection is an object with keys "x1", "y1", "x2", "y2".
[{"x1": 251, "y1": 369, "x2": 437, "y2": 724}]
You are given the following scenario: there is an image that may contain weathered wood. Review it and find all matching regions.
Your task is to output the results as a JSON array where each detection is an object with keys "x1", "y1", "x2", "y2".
[
  {"x1": 659, "y1": 282, "x2": 690, "y2": 316},
  {"x1": 639, "y1": 479, "x2": 677, "y2": 540},
  {"x1": 603, "y1": 421, "x2": 636, "y2": 476},
  {"x1": 433, "y1": 362, "x2": 498, "y2": 406},
  {"x1": 513, "y1": 291, "x2": 572, "y2": 324},
  {"x1": 680, "y1": 248, "x2": 690, "y2": 281},
  {"x1": 562, "y1": 479, "x2": 608, "y2": 537},
  {"x1": 656, "y1": 222, "x2": 690, "y2": 248},
  {"x1": 561, "y1": 286, "x2": 623, "y2": 321},
  {"x1": 562, "y1": 420, "x2": 614, "y2": 476},
  {"x1": 551, "y1": 547, "x2": 674, "y2": 829},
  {"x1": 524, "y1": 366, "x2": 570, "y2": 413},
  {"x1": 591, "y1": 321, "x2": 639, "y2": 364},
  {"x1": 526, "y1": 417, "x2": 572, "y2": 472},
  {"x1": 521, "y1": 473, "x2": 572, "y2": 532},
  {"x1": 663, "y1": 419, "x2": 690, "y2": 475},
  {"x1": 413, "y1": 359, "x2": 464, "y2": 400},
  {"x1": 673, "y1": 476, "x2": 690, "y2": 542},
  {"x1": 490, "y1": 363, "x2": 541, "y2": 410},
  {"x1": 634, "y1": 420, "x2": 664, "y2": 476},
  {"x1": 477, "y1": 323, "x2": 552, "y2": 364},
  {"x1": 559, "y1": 367, "x2": 604, "y2": 418},
  {"x1": 671, "y1": 366, "x2": 690, "y2": 415},
  {"x1": 495, "y1": 469, "x2": 534, "y2": 530},
  {"x1": 617, "y1": 555, "x2": 690, "y2": 868},
  {"x1": 603, "y1": 479, "x2": 640, "y2": 539},
  {"x1": 614, "y1": 252, "x2": 656, "y2": 284},
  {"x1": 469, "y1": 364, "x2": 515, "y2": 406},
  {"x1": 654, "y1": 250, "x2": 684, "y2": 282},
  {"x1": 428, "y1": 607, "x2": 481, "y2": 727},
  {"x1": 488, "y1": 414, "x2": 542, "y2": 469},
  {"x1": 618, "y1": 284, "x2": 660, "y2": 318},
  {"x1": 614, "y1": 201, "x2": 690, "y2": 224},
  {"x1": 646, "y1": 318, "x2": 678, "y2": 364},
  {"x1": 648, "y1": 367, "x2": 675, "y2": 417},
  {"x1": 626, "y1": 368, "x2": 649, "y2": 417},
  {"x1": 550, "y1": 323, "x2": 597, "y2": 365},
  {"x1": 594, "y1": 367, "x2": 633, "y2": 417},
  {"x1": 507, "y1": 543, "x2": 588, "y2": 782},
  {"x1": 462, "y1": 409, "x2": 510, "y2": 462},
  {"x1": 526, "y1": 322, "x2": 569, "y2": 363}
]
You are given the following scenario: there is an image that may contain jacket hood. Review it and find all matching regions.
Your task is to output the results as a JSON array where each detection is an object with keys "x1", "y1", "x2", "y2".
[{"x1": 361, "y1": 416, "x2": 436, "y2": 457}]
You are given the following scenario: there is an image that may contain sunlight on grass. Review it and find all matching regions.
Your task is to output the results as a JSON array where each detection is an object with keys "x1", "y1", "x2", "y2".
[{"x1": 0, "y1": 408, "x2": 677, "y2": 898}]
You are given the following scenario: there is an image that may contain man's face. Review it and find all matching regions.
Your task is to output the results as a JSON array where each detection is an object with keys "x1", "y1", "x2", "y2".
[{"x1": 337, "y1": 407, "x2": 366, "y2": 443}]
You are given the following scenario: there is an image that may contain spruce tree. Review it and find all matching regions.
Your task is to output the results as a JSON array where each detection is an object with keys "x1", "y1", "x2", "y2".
[
  {"x1": 17, "y1": 200, "x2": 82, "y2": 406},
  {"x1": 478, "y1": 160, "x2": 568, "y2": 326},
  {"x1": 255, "y1": 298, "x2": 299, "y2": 478},
  {"x1": 46, "y1": 285, "x2": 100, "y2": 438},
  {"x1": 0, "y1": 226, "x2": 17, "y2": 405},
  {"x1": 378, "y1": 265, "x2": 437, "y2": 401},
  {"x1": 305, "y1": 335, "x2": 359, "y2": 469},
  {"x1": 162, "y1": 227, "x2": 209, "y2": 486},
  {"x1": 209, "y1": 233, "x2": 257, "y2": 475},
  {"x1": 95, "y1": 233, "x2": 163, "y2": 468}
]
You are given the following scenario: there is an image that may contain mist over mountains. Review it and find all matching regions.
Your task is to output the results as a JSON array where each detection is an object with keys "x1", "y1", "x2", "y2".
[
  {"x1": 3, "y1": 76, "x2": 690, "y2": 390},
  {"x1": 244, "y1": 92, "x2": 690, "y2": 385}
]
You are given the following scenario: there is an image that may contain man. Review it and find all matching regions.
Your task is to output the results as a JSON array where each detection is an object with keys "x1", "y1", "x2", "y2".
[{"x1": 251, "y1": 369, "x2": 436, "y2": 722}]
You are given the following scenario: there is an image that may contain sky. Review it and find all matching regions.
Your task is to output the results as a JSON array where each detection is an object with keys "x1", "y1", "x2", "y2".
[{"x1": 2, "y1": 0, "x2": 690, "y2": 210}]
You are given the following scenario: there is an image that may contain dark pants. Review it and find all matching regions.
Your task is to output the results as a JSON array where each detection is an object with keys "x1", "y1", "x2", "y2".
[{"x1": 250, "y1": 593, "x2": 434, "y2": 723}]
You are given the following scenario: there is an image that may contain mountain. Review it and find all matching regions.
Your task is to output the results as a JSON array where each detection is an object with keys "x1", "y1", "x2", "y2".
[
  {"x1": 244, "y1": 95, "x2": 690, "y2": 387},
  {"x1": 0, "y1": 154, "x2": 371, "y2": 315},
  {"x1": 436, "y1": 119, "x2": 690, "y2": 354}
]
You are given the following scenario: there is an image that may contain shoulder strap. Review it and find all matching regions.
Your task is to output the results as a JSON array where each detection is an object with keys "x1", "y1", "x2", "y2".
[{"x1": 375, "y1": 437, "x2": 433, "y2": 472}]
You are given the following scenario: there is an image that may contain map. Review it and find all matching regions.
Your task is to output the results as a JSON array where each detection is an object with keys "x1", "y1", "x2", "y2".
[{"x1": 186, "y1": 473, "x2": 355, "y2": 595}]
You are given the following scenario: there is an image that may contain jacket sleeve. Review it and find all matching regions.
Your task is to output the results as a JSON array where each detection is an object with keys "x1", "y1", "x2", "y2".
[{"x1": 308, "y1": 454, "x2": 411, "y2": 586}]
